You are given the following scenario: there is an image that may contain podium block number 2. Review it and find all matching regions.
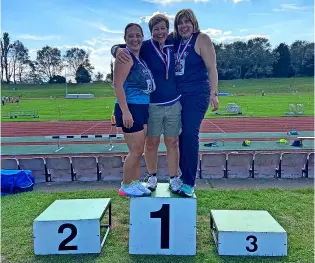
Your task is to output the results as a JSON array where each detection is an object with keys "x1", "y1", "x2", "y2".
[
  {"x1": 58, "y1": 223, "x2": 78, "y2": 251},
  {"x1": 150, "y1": 204, "x2": 170, "y2": 249}
]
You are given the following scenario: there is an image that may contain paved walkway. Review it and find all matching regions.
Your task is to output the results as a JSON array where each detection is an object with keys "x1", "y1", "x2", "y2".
[{"x1": 33, "y1": 179, "x2": 314, "y2": 193}]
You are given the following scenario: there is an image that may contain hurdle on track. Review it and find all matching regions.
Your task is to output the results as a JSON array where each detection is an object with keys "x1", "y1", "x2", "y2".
[{"x1": 46, "y1": 134, "x2": 124, "y2": 152}]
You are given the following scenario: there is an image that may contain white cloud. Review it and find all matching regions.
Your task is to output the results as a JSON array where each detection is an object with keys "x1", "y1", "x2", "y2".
[
  {"x1": 202, "y1": 28, "x2": 223, "y2": 36},
  {"x1": 213, "y1": 34, "x2": 268, "y2": 44},
  {"x1": 142, "y1": 0, "x2": 209, "y2": 4},
  {"x1": 139, "y1": 11, "x2": 175, "y2": 23},
  {"x1": 17, "y1": 34, "x2": 61, "y2": 41},
  {"x1": 201, "y1": 26, "x2": 265, "y2": 44},
  {"x1": 248, "y1": 13, "x2": 271, "y2": 16},
  {"x1": 272, "y1": 4, "x2": 311, "y2": 12},
  {"x1": 226, "y1": 0, "x2": 249, "y2": 3},
  {"x1": 99, "y1": 25, "x2": 123, "y2": 34},
  {"x1": 239, "y1": 28, "x2": 248, "y2": 32}
]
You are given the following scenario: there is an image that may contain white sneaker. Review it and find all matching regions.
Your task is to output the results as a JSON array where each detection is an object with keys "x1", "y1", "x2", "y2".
[
  {"x1": 118, "y1": 182, "x2": 144, "y2": 197},
  {"x1": 145, "y1": 175, "x2": 158, "y2": 191},
  {"x1": 169, "y1": 176, "x2": 182, "y2": 193},
  {"x1": 135, "y1": 181, "x2": 151, "y2": 196}
]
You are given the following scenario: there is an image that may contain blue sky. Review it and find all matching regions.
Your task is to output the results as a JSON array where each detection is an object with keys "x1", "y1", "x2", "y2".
[{"x1": 2, "y1": 0, "x2": 314, "y2": 76}]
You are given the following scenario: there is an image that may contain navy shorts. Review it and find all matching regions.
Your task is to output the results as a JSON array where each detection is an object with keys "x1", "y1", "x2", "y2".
[{"x1": 114, "y1": 103, "x2": 149, "y2": 133}]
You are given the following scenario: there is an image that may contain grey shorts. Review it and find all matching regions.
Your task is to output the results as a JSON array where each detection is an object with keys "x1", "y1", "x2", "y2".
[{"x1": 147, "y1": 101, "x2": 182, "y2": 137}]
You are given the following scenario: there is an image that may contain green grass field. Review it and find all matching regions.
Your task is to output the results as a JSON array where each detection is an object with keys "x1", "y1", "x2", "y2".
[
  {"x1": 1, "y1": 94, "x2": 313, "y2": 121},
  {"x1": 1, "y1": 77, "x2": 313, "y2": 121},
  {"x1": 1, "y1": 188, "x2": 314, "y2": 263},
  {"x1": 1, "y1": 77, "x2": 314, "y2": 98}
]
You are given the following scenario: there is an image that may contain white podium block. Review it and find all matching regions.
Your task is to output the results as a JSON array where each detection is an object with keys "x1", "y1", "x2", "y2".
[
  {"x1": 33, "y1": 198, "x2": 111, "y2": 255},
  {"x1": 129, "y1": 183, "x2": 197, "y2": 255},
  {"x1": 210, "y1": 210, "x2": 287, "y2": 256}
]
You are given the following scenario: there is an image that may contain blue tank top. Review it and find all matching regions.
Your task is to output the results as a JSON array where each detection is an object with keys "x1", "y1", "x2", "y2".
[
  {"x1": 117, "y1": 50, "x2": 156, "y2": 104},
  {"x1": 140, "y1": 39, "x2": 180, "y2": 104},
  {"x1": 174, "y1": 32, "x2": 209, "y2": 94}
]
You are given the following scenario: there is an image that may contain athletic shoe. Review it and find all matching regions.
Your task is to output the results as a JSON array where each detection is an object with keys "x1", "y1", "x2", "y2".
[
  {"x1": 145, "y1": 174, "x2": 158, "y2": 191},
  {"x1": 134, "y1": 181, "x2": 151, "y2": 196},
  {"x1": 169, "y1": 176, "x2": 182, "y2": 193},
  {"x1": 118, "y1": 182, "x2": 144, "y2": 197},
  {"x1": 178, "y1": 184, "x2": 195, "y2": 197}
]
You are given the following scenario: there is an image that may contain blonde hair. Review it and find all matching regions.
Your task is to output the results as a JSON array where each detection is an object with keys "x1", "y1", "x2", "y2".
[
  {"x1": 149, "y1": 14, "x2": 170, "y2": 34},
  {"x1": 173, "y1": 9, "x2": 200, "y2": 39}
]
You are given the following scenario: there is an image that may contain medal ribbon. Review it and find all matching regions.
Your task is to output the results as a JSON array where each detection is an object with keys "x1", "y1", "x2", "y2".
[
  {"x1": 125, "y1": 46, "x2": 150, "y2": 73},
  {"x1": 176, "y1": 34, "x2": 193, "y2": 63},
  {"x1": 150, "y1": 39, "x2": 170, "y2": 77},
  {"x1": 125, "y1": 46, "x2": 154, "y2": 82}
]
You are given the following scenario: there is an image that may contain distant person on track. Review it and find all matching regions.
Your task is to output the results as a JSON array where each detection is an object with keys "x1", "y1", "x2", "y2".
[
  {"x1": 173, "y1": 9, "x2": 219, "y2": 197},
  {"x1": 113, "y1": 23, "x2": 156, "y2": 197}
]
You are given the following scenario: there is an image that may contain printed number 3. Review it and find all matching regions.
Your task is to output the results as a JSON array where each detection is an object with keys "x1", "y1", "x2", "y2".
[
  {"x1": 246, "y1": 235, "x2": 258, "y2": 252},
  {"x1": 58, "y1": 223, "x2": 78, "y2": 251}
]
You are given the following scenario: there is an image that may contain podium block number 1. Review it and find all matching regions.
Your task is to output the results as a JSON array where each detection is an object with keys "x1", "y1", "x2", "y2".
[
  {"x1": 150, "y1": 204, "x2": 170, "y2": 249},
  {"x1": 129, "y1": 186, "x2": 197, "y2": 256}
]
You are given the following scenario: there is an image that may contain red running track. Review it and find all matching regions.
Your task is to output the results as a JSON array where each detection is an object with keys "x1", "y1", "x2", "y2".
[{"x1": 1, "y1": 117, "x2": 314, "y2": 137}]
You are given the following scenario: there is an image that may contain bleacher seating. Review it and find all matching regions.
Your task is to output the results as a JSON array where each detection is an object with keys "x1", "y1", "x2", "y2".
[
  {"x1": 279, "y1": 153, "x2": 308, "y2": 178},
  {"x1": 306, "y1": 153, "x2": 314, "y2": 178},
  {"x1": 1, "y1": 158, "x2": 19, "y2": 170},
  {"x1": 252, "y1": 153, "x2": 280, "y2": 178},
  {"x1": 1, "y1": 152, "x2": 313, "y2": 183},
  {"x1": 226, "y1": 153, "x2": 253, "y2": 178},
  {"x1": 201, "y1": 153, "x2": 227, "y2": 179},
  {"x1": 98, "y1": 156, "x2": 123, "y2": 181},
  {"x1": 72, "y1": 156, "x2": 100, "y2": 181},
  {"x1": 46, "y1": 157, "x2": 73, "y2": 182},
  {"x1": 18, "y1": 158, "x2": 47, "y2": 183}
]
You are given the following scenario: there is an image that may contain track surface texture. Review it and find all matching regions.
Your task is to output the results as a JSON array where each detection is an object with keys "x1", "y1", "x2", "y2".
[{"x1": 1, "y1": 117, "x2": 314, "y2": 137}]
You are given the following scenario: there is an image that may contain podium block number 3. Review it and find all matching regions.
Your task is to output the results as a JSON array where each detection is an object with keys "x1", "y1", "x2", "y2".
[
  {"x1": 58, "y1": 223, "x2": 78, "y2": 251},
  {"x1": 150, "y1": 204, "x2": 170, "y2": 249}
]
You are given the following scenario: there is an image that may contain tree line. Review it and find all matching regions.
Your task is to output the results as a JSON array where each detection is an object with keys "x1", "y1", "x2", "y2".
[
  {"x1": 0, "y1": 32, "x2": 313, "y2": 84},
  {"x1": 214, "y1": 38, "x2": 314, "y2": 80},
  {"x1": 0, "y1": 32, "x2": 113, "y2": 84}
]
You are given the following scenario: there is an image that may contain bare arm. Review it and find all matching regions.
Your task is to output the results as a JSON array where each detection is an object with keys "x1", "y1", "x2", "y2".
[
  {"x1": 113, "y1": 58, "x2": 134, "y2": 128},
  {"x1": 196, "y1": 33, "x2": 219, "y2": 110}
]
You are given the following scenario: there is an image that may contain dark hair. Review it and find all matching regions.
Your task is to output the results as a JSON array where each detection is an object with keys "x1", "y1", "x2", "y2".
[
  {"x1": 149, "y1": 14, "x2": 169, "y2": 33},
  {"x1": 124, "y1": 23, "x2": 144, "y2": 38}
]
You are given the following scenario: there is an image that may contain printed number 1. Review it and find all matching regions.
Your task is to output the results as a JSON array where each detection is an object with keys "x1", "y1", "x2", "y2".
[{"x1": 150, "y1": 204, "x2": 170, "y2": 249}]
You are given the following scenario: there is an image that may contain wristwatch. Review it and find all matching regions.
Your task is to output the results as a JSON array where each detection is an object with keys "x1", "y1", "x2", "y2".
[{"x1": 111, "y1": 45, "x2": 119, "y2": 58}]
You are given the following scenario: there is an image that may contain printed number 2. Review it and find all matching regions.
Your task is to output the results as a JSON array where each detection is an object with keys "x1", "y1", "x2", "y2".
[
  {"x1": 246, "y1": 235, "x2": 258, "y2": 252},
  {"x1": 150, "y1": 204, "x2": 170, "y2": 249},
  {"x1": 58, "y1": 223, "x2": 78, "y2": 251}
]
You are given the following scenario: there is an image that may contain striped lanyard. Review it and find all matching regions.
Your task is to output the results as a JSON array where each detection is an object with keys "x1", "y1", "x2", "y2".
[
  {"x1": 125, "y1": 46, "x2": 153, "y2": 81},
  {"x1": 176, "y1": 34, "x2": 193, "y2": 65},
  {"x1": 150, "y1": 39, "x2": 170, "y2": 79}
]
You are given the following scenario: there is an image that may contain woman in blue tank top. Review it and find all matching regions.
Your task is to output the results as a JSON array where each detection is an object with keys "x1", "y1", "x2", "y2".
[
  {"x1": 113, "y1": 23, "x2": 156, "y2": 198},
  {"x1": 173, "y1": 9, "x2": 219, "y2": 197}
]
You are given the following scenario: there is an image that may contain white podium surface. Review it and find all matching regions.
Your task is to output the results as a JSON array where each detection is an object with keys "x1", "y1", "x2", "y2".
[
  {"x1": 33, "y1": 198, "x2": 111, "y2": 255},
  {"x1": 210, "y1": 210, "x2": 287, "y2": 256},
  {"x1": 129, "y1": 183, "x2": 197, "y2": 255}
]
